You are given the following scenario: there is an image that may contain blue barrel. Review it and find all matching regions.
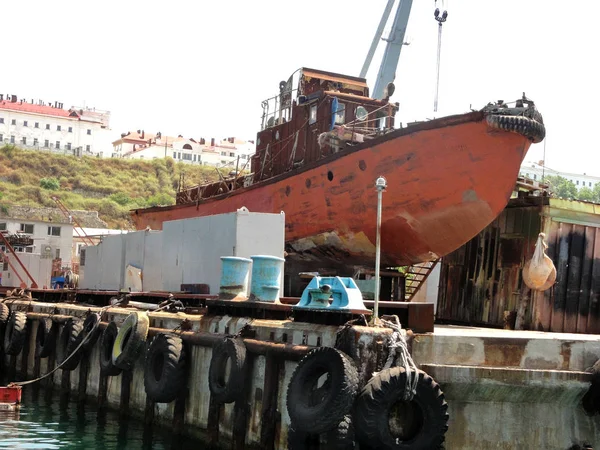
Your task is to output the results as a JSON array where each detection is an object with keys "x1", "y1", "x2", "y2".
[
  {"x1": 219, "y1": 256, "x2": 252, "y2": 300},
  {"x1": 249, "y1": 255, "x2": 285, "y2": 302}
]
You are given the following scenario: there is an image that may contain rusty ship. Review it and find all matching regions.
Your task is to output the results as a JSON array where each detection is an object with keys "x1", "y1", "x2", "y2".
[{"x1": 131, "y1": 67, "x2": 545, "y2": 273}]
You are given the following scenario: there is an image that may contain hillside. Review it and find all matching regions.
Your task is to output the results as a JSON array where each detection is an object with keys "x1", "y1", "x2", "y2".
[{"x1": 0, "y1": 145, "x2": 224, "y2": 229}]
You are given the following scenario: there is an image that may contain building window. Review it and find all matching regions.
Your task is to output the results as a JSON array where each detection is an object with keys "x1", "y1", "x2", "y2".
[
  {"x1": 10, "y1": 136, "x2": 15, "y2": 144},
  {"x1": 11, "y1": 119, "x2": 16, "y2": 125},
  {"x1": 193, "y1": 154, "x2": 197, "y2": 162},
  {"x1": 68, "y1": 127, "x2": 73, "y2": 133},
  {"x1": 44, "y1": 139, "x2": 49, "y2": 148},
  {"x1": 2, "y1": 261, "x2": 7, "y2": 271},
  {"x1": 533, "y1": 174, "x2": 537, "y2": 180},
  {"x1": 46, "y1": 124, "x2": 50, "y2": 130},
  {"x1": 56, "y1": 141, "x2": 60, "y2": 149},
  {"x1": 23, "y1": 120, "x2": 28, "y2": 127},
  {"x1": 21, "y1": 137, "x2": 26, "y2": 145},
  {"x1": 577, "y1": 180, "x2": 580, "y2": 185},
  {"x1": 0, "y1": 118, "x2": 3, "y2": 123},
  {"x1": 0, "y1": 134, "x2": 2, "y2": 142},
  {"x1": 33, "y1": 138, "x2": 38, "y2": 146},
  {"x1": 86, "y1": 145, "x2": 90, "y2": 152},
  {"x1": 55, "y1": 248, "x2": 60, "y2": 259},
  {"x1": 34, "y1": 122, "x2": 39, "y2": 128},
  {"x1": 173, "y1": 152, "x2": 177, "y2": 159},
  {"x1": 178, "y1": 152, "x2": 181, "y2": 159},
  {"x1": 67, "y1": 143, "x2": 72, "y2": 150},
  {"x1": 220, "y1": 151, "x2": 226, "y2": 156},
  {"x1": 19, "y1": 223, "x2": 34, "y2": 234},
  {"x1": 590, "y1": 182, "x2": 593, "y2": 187},
  {"x1": 47, "y1": 226, "x2": 61, "y2": 236},
  {"x1": 0, "y1": 223, "x2": 6, "y2": 231},
  {"x1": 25, "y1": 247, "x2": 33, "y2": 253},
  {"x1": 229, "y1": 152, "x2": 235, "y2": 157},
  {"x1": 87, "y1": 129, "x2": 91, "y2": 135},
  {"x1": 182, "y1": 153, "x2": 192, "y2": 161},
  {"x1": 57, "y1": 125, "x2": 61, "y2": 131}
]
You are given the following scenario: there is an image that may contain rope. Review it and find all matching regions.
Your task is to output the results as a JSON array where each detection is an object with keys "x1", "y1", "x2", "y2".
[
  {"x1": 8, "y1": 297, "x2": 128, "y2": 387},
  {"x1": 379, "y1": 316, "x2": 419, "y2": 401}
]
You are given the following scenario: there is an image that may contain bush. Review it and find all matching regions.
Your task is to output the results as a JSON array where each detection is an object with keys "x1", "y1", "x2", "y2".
[
  {"x1": 146, "y1": 193, "x2": 175, "y2": 207},
  {"x1": 109, "y1": 192, "x2": 131, "y2": 206},
  {"x1": 40, "y1": 177, "x2": 60, "y2": 190}
]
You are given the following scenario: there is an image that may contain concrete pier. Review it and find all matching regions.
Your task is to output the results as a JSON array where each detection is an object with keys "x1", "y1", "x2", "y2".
[{"x1": 413, "y1": 325, "x2": 600, "y2": 449}]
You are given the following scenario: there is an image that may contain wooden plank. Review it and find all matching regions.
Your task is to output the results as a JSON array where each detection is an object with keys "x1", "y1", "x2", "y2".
[
  {"x1": 577, "y1": 226, "x2": 596, "y2": 333},
  {"x1": 551, "y1": 223, "x2": 572, "y2": 332},
  {"x1": 587, "y1": 228, "x2": 600, "y2": 334},
  {"x1": 540, "y1": 220, "x2": 560, "y2": 331},
  {"x1": 564, "y1": 225, "x2": 585, "y2": 333}
]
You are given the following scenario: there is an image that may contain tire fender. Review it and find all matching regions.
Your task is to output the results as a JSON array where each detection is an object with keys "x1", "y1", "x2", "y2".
[
  {"x1": 35, "y1": 318, "x2": 58, "y2": 358},
  {"x1": 355, "y1": 367, "x2": 449, "y2": 450},
  {"x1": 286, "y1": 347, "x2": 358, "y2": 434},
  {"x1": 56, "y1": 318, "x2": 84, "y2": 371},
  {"x1": 208, "y1": 337, "x2": 247, "y2": 404},
  {"x1": 4, "y1": 311, "x2": 27, "y2": 355},
  {"x1": 112, "y1": 311, "x2": 149, "y2": 371},
  {"x1": 143, "y1": 333, "x2": 186, "y2": 403},
  {"x1": 99, "y1": 322, "x2": 122, "y2": 376}
]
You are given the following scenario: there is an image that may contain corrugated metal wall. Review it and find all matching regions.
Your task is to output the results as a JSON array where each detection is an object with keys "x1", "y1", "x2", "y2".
[{"x1": 437, "y1": 198, "x2": 600, "y2": 333}]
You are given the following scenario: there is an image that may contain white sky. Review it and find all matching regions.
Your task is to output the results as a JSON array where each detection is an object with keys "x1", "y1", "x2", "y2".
[{"x1": 3, "y1": 1, "x2": 597, "y2": 174}]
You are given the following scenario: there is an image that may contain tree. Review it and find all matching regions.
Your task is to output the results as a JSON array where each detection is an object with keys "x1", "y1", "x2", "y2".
[
  {"x1": 543, "y1": 175, "x2": 578, "y2": 200},
  {"x1": 40, "y1": 177, "x2": 60, "y2": 190},
  {"x1": 578, "y1": 187, "x2": 595, "y2": 202}
]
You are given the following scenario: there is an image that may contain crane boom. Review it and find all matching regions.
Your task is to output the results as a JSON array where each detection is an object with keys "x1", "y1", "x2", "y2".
[
  {"x1": 372, "y1": 0, "x2": 413, "y2": 100},
  {"x1": 360, "y1": 0, "x2": 395, "y2": 79}
]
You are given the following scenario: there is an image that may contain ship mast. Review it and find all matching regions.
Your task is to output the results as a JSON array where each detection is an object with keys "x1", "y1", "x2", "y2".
[{"x1": 360, "y1": 0, "x2": 413, "y2": 100}]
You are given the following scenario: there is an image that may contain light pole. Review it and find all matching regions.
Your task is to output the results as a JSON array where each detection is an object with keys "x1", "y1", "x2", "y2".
[{"x1": 373, "y1": 175, "x2": 387, "y2": 320}]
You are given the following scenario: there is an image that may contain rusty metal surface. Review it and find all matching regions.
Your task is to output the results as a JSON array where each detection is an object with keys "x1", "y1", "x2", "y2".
[{"x1": 438, "y1": 197, "x2": 600, "y2": 333}]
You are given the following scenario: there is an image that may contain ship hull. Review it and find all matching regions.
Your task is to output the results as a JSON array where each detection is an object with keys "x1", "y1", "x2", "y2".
[{"x1": 131, "y1": 111, "x2": 531, "y2": 268}]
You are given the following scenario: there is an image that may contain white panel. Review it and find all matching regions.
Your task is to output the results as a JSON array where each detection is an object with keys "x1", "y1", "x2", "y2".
[
  {"x1": 161, "y1": 219, "x2": 185, "y2": 292},
  {"x1": 98, "y1": 235, "x2": 126, "y2": 290},
  {"x1": 142, "y1": 231, "x2": 163, "y2": 292},
  {"x1": 80, "y1": 244, "x2": 102, "y2": 289},
  {"x1": 124, "y1": 230, "x2": 146, "y2": 272},
  {"x1": 180, "y1": 213, "x2": 237, "y2": 295}
]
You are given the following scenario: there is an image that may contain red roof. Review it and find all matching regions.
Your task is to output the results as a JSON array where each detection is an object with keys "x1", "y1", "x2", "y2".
[{"x1": 0, "y1": 101, "x2": 78, "y2": 119}]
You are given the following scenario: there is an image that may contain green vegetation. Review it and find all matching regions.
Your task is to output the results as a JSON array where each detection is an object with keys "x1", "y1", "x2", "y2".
[
  {"x1": 543, "y1": 175, "x2": 600, "y2": 203},
  {"x1": 0, "y1": 145, "x2": 221, "y2": 229}
]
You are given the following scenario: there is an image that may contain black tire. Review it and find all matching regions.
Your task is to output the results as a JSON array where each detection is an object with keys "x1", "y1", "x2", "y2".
[
  {"x1": 35, "y1": 318, "x2": 58, "y2": 358},
  {"x1": 4, "y1": 311, "x2": 27, "y2": 355},
  {"x1": 322, "y1": 415, "x2": 356, "y2": 450},
  {"x1": 486, "y1": 114, "x2": 546, "y2": 144},
  {"x1": 113, "y1": 312, "x2": 149, "y2": 371},
  {"x1": 286, "y1": 347, "x2": 358, "y2": 434},
  {"x1": 144, "y1": 333, "x2": 186, "y2": 403},
  {"x1": 56, "y1": 318, "x2": 84, "y2": 371},
  {"x1": 208, "y1": 337, "x2": 247, "y2": 404},
  {"x1": 99, "y1": 322, "x2": 122, "y2": 376},
  {"x1": 81, "y1": 313, "x2": 101, "y2": 352},
  {"x1": 355, "y1": 367, "x2": 449, "y2": 450},
  {"x1": 0, "y1": 303, "x2": 9, "y2": 325},
  {"x1": 287, "y1": 424, "x2": 318, "y2": 450}
]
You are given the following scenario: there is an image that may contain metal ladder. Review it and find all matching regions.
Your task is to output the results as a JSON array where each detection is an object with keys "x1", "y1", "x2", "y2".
[{"x1": 404, "y1": 259, "x2": 439, "y2": 301}]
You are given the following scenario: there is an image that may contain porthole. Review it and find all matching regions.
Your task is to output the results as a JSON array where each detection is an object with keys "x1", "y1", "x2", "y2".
[
  {"x1": 327, "y1": 171, "x2": 334, "y2": 181},
  {"x1": 358, "y1": 160, "x2": 367, "y2": 171}
]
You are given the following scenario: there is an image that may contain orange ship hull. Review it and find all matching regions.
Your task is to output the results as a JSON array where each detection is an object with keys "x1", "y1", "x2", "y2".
[{"x1": 131, "y1": 111, "x2": 531, "y2": 268}]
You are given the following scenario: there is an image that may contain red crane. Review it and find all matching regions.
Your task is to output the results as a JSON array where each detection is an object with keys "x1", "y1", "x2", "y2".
[{"x1": 51, "y1": 196, "x2": 95, "y2": 247}]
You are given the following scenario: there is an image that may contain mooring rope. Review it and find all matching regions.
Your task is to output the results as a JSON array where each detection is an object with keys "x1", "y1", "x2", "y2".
[
  {"x1": 8, "y1": 297, "x2": 129, "y2": 387},
  {"x1": 379, "y1": 316, "x2": 419, "y2": 401}
]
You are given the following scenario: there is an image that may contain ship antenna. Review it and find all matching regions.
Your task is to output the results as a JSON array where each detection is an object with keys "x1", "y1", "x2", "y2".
[{"x1": 433, "y1": 0, "x2": 448, "y2": 112}]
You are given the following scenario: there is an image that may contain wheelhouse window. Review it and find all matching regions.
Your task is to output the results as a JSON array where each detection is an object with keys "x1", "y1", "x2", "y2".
[
  {"x1": 309, "y1": 104, "x2": 317, "y2": 125},
  {"x1": 334, "y1": 102, "x2": 346, "y2": 125}
]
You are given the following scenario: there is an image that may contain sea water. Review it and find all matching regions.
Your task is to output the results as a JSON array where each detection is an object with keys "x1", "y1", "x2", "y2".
[{"x1": 0, "y1": 386, "x2": 206, "y2": 449}]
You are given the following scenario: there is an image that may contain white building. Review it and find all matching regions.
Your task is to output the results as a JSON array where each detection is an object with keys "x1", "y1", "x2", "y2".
[
  {"x1": 0, "y1": 217, "x2": 74, "y2": 288},
  {"x1": 519, "y1": 160, "x2": 600, "y2": 190},
  {"x1": 116, "y1": 130, "x2": 256, "y2": 168},
  {"x1": 0, "y1": 95, "x2": 111, "y2": 157}
]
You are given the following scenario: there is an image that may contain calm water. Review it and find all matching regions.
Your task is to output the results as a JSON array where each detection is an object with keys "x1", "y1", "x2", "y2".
[{"x1": 0, "y1": 386, "x2": 206, "y2": 449}]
